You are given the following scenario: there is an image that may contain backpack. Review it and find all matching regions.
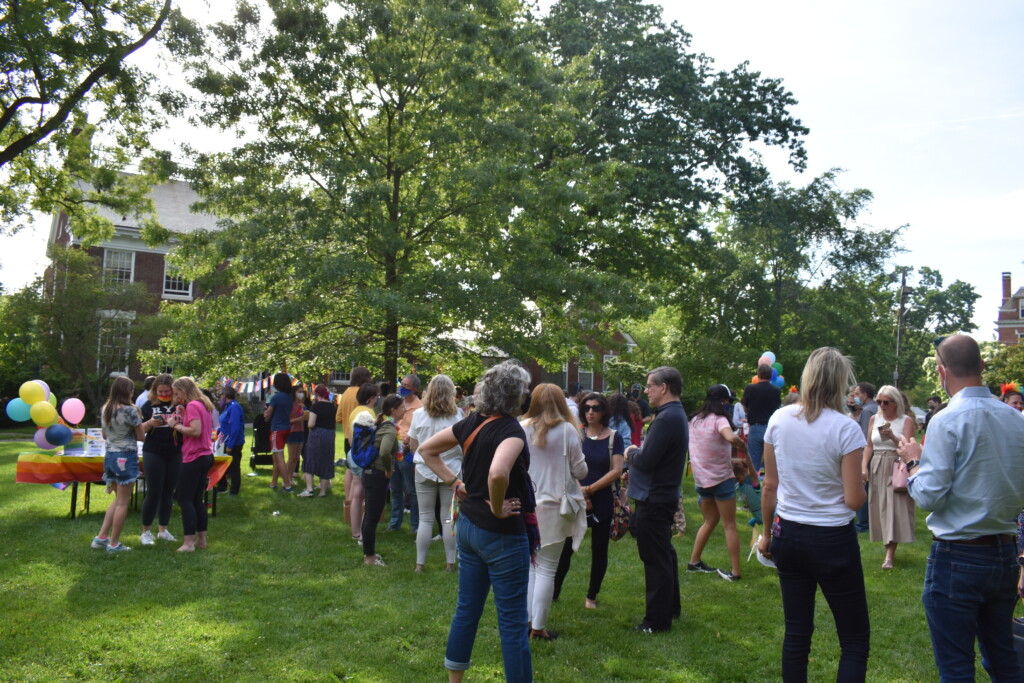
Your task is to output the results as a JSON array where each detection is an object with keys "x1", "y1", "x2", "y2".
[{"x1": 349, "y1": 421, "x2": 380, "y2": 468}]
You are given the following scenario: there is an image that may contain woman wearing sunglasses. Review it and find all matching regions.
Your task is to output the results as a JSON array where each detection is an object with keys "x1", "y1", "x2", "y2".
[
  {"x1": 860, "y1": 384, "x2": 917, "y2": 569},
  {"x1": 552, "y1": 392, "x2": 624, "y2": 609}
]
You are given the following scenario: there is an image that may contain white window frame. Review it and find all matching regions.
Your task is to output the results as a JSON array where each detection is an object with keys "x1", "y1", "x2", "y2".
[
  {"x1": 103, "y1": 249, "x2": 135, "y2": 285},
  {"x1": 329, "y1": 370, "x2": 352, "y2": 386},
  {"x1": 603, "y1": 353, "x2": 618, "y2": 371},
  {"x1": 162, "y1": 261, "x2": 193, "y2": 301},
  {"x1": 96, "y1": 310, "x2": 136, "y2": 376},
  {"x1": 1019, "y1": 299, "x2": 1024, "y2": 319},
  {"x1": 562, "y1": 362, "x2": 569, "y2": 391},
  {"x1": 577, "y1": 353, "x2": 594, "y2": 393}
]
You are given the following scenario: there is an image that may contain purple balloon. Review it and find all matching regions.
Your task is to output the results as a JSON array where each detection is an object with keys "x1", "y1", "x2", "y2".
[{"x1": 33, "y1": 429, "x2": 57, "y2": 450}]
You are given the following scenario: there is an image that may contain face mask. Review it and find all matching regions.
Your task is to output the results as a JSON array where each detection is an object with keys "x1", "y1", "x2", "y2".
[
  {"x1": 853, "y1": 396, "x2": 862, "y2": 407},
  {"x1": 397, "y1": 386, "x2": 412, "y2": 398},
  {"x1": 631, "y1": 390, "x2": 640, "y2": 399},
  {"x1": 296, "y1": 392, "x2": 305, "y2": 400}
]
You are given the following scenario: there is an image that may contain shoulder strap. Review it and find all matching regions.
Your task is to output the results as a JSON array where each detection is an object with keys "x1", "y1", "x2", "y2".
[
  {"x1": 608, "y1": 428, "x2": 616, "y2": 457},
  {"x1": 462, "y1": 415, "x2": 500, "y2": 455}
]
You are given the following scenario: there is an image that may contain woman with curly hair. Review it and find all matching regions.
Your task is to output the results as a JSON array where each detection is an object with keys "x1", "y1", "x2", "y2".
[{"x1": 420, "y1": 360, "x2": 534, "y2": 683}]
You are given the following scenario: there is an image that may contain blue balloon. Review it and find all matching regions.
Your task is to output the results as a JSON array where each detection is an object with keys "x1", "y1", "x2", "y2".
[
  {"x1": 5, "y1": 398, "x2": 31, "y2": 422},
  {"x1": 771, "y1": 376, "x2": 785, "y2": 389},
  {"x1": 771, "y1": 368, "x2": 779, "y2": 380},
  {"x1": 763, "y1": 351, "x2": 777, "y2": 364},
  {"x1": 45, "y1": 424, "x2": 73, "y2": 447}
]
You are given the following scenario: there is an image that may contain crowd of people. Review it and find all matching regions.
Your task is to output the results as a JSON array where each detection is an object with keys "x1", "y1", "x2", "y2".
[{"x1": 82, "y1": 334, "x2": 1024, "y2": 682}]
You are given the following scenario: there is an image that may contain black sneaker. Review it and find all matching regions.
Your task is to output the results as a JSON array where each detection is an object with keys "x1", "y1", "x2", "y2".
[
  {"x1": 717, "y1": 569, "x2": 741, "y2": 582},
  {"x1": 687, "y1": 560, "x2": 717, "y2": 573},
  {"x1": 633, "y1": 622, "x2": 669, "y2": 634}
]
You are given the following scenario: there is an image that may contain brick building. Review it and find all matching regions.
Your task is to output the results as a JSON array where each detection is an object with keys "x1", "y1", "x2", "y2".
[
  {"x1": 995, "y1": 271, "x2": 1024, "y2": 345},
  {"x1": 46, "y1": 178, "x2": 219, "y2": 376}
]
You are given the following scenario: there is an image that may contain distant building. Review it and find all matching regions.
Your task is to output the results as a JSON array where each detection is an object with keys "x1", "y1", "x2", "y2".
[
  {"x1": 995, "y1": 271, "x2": 1024, "y2": 345},
  {"x1": 528, "y1": 331, "x2": 638, "y2": 393},
  {"x1": 46, "y1": 178, "x2": 219, "y2": 376}
]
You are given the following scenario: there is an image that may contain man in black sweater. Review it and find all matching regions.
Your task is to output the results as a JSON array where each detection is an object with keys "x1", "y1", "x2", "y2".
[
  {"x1": 741, "y1": 364, "x2": 781, "y2": 477},
  {"x1": 624, "y1": 366, "x2": 687, "y2": 633}
]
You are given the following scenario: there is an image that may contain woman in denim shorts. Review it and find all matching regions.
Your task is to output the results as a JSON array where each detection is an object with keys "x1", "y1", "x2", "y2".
[
  {"x1": 91, "y1": 376, "x2": 144, "y2": 553},
  {"x1": 687, "y1": 384, "x2": 748, "y2": 581}
]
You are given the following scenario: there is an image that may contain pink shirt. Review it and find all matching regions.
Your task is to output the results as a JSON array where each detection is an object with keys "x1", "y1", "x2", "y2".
[
  {"x1": 181, "y1": 400, "x2": 213, "y2": 464},
  {"x1": 688, "y1": 414, "x2": 733, "y2": 488}
]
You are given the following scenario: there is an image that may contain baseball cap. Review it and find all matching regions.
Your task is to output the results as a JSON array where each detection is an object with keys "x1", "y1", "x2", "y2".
[{"x1": 707, "y1": 384, "x2": 732, "y2": 401}]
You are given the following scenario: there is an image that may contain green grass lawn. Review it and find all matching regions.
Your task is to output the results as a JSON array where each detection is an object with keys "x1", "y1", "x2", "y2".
[{"x1": 0, "y1": 438, "x2": 1011, "y2": 681}]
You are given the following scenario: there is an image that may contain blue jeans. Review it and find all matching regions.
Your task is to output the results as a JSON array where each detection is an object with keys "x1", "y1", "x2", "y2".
[
  {"x1": 445, "y1": 516, "x2": 532, "y2": 682},
  {"x1": 770, "y1": 518, "x2": 870, "y2": 682},
  {"x1": 747, "y1": 423, "x2": 767, "y2": 474},
  {"x1": 388, "y1": 456, "x2": 418, "y2": 530},
  {"x1": 922, "y1": 539, "x2": 1021, "y2": 682}
]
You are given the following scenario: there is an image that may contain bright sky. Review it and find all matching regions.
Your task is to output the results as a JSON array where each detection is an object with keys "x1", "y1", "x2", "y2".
[{"x1": 2, "y1": 0, "x2": 1021, "y2": 339}]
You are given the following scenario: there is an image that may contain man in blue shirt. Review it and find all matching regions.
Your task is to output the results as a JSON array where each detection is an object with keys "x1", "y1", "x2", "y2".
[
  {"x1": 624, "y1": 366, "x2": 687, "y2": 633},
  {"x1": 217, "y1": 387, "x2": 246, "y2": 495},
  {"x1": 899, "y1": 334, "x2": 1024, "y2": 681}
]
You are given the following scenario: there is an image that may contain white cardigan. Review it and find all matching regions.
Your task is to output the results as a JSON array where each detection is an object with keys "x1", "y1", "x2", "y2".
[{"x1": 522, "y1": 420, "x2": 589, "y2": 551}]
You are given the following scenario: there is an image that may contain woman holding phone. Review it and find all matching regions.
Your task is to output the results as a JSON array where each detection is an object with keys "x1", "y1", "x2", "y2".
[{"x1": 860, "y1": 384, "x2": 916, "y2": 570}]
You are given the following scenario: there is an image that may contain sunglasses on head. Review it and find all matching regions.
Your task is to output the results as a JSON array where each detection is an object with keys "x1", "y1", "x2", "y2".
[
  {"x1": 933, "y1": 336, "x2": 947, "y2": 366},
  {"x1": 584, "y1": 404, "x2": 604, "y2": 412}
]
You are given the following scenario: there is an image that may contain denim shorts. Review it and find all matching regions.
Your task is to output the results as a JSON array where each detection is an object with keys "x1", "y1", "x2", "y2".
[
  {"x1": 104, "y1": 449, "x2": 140, "y2": 485},
  {"x1": 696, "y1": 478, "x2": 736, "y2": 501},
  {"x1": 286, "y1": 432, "x2": 305, "y2": 444}
]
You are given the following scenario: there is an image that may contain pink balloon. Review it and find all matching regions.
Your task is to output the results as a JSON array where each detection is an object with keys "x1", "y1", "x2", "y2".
[
  {"x1": 33, "y1": 429, "x2": 57, "y2": 450},
  {"x1": 758, "y1": 355, "x2": 772, "y2": 367},
  {"x1": 61, "y1": 398, "x2": 86, "y2": 425}
]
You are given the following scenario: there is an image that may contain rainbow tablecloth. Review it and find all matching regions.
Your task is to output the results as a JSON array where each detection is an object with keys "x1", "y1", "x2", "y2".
[{"x1": 16, "y1": 453, "x2": 232, "y2": 490}]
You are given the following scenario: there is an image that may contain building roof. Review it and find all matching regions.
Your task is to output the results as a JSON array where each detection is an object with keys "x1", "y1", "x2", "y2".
[{"x1": 91, "y1": 178, "x2": 220, "y2": 234}]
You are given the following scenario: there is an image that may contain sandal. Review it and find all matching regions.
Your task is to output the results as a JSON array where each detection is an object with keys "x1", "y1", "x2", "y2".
[{"x1": 881, "y1": 559, "x2": 894, "y2": 570}]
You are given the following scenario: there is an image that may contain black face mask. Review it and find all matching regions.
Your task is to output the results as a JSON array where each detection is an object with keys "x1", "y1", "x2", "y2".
[{"x1": 631, "y1": 390, "x2": 640, "y2": 399}]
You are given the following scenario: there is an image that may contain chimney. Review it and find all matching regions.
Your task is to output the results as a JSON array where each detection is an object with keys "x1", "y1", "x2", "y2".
[{"x1": 1003, "y1": 272, "x2": 1012, "y2": 304}]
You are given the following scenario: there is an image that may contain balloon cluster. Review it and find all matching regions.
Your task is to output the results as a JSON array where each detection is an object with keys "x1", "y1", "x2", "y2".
[
  {"x1": 5, "y1": 380, "x2": 86, "y2": 449},
  {"x1": 751, "y1": 351, "x2": 786, "y2": 389}
]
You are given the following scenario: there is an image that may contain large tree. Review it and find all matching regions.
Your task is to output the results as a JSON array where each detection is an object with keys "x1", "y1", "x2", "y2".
[
  {"x1": 0, "y1": 0, "x2": 177, "y2": 242},
  {"x1": 151, "y1": 0, "x2": 813, "y2": 382},
  {"x1": 152, "y1": 0, "x2": 652, "y2": 381}
]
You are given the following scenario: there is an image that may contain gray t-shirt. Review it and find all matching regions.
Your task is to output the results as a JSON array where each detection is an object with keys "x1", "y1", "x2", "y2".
[{"x1": 103, "y1": 404, "x2": 142, "y2": 453}]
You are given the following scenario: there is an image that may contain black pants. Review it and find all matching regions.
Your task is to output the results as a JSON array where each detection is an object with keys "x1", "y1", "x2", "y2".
[
  {"x1": 217, "y1": 443, "x2": 245, "y2": 494},
  {"x1": 141, "y1": 450, "x2": 181, "y2": 527},
  {"x1": 632, "y1": 499, "x2": 680, "y2": 630},
  {"x1": 177, "y1": 454, "x2": 212, "y2": 536},
  {"x1": 771, "y1": 518, "x2": 870, "y2": 682},
  {"x1": 553, "y1": 514, "x2": 612, "y2": 601},
  {"x1": 361, "y1": 469, "x2": 389, "y2": 557}
]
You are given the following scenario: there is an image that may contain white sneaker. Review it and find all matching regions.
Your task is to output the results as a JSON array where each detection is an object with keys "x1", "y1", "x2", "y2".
[
  {"x1": 157, "y1": 530, "x2": 177, "y2": 542},
  {"x1": 140, "y1": 530, "x2": 155, "y2": 546}
]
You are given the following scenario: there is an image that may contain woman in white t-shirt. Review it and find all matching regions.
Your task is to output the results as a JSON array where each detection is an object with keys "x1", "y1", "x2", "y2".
[
  {"x1": 409, "y1": 374, "x2": 463, "y2": 572},
  {"x1": 757, "y1": 347, "x2": 869, "y2": 682},
  {"x1": 687, "y1": 384, "x2": 747, "y2": 581}
]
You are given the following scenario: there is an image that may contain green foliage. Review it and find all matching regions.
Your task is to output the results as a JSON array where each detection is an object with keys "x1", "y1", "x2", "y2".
[
  {"x1": 0, "y1": 283, "x2": 45, "y2": 399},
  {"x1": 0, "y1": 0, "x2": 178, "y2": 241},
  {"x1": 155, "y1": 0, "x2": 683, "y2": 383},
  {"x1": 983, "y1": 342, "x2": 1024, "y2": 392}
]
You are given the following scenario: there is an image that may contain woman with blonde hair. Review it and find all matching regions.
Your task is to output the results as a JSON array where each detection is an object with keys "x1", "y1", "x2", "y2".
[
  {"x1": 758, "y1": 347, "x2": 869, "y2": 681},
  {"x1": 861, "y1": 384, "x2": 916, "y2": 569},
  {"x1": 521, "y1": 383, "x2": 588, "y2": 640},
  {"x1": 409, "y1": 374, "x2": 463, "y2": 572},
  {"x1": 166, "y1": 377, "x2": 215, "y2": 552}
]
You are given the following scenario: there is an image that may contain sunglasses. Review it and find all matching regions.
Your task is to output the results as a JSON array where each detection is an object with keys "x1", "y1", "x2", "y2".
[
  {"x1": 933, "y1": 336, "x2": 947, "y2": 366},
  {"x1": 584, "y1": 404, "x2": 604, "y2": 413},
  {"x1": 877, "y1": 400, "x2": 894, "y2": 406}
]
